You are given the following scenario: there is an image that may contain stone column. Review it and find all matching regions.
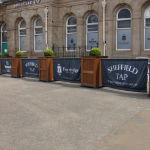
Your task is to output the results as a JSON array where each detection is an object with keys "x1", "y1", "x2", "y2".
[
  {"x1": 6, "y1": 14, "x2": 16, "y2": 56},
  {"x1": 132, "y1": 10, "x2": 141, "y2": 57},
  {"x1": 77, "y1": 16, "x2": 84, "y2": 49}
]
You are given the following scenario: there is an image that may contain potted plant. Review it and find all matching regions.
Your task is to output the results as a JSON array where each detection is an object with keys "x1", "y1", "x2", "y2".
[
  {"x1": 11, "y1": 50, "x2": 25, "y2": 78},
  {"x1": 4, "y1": 52, "x2": 9, "y2": 57},
  {"x1": 39, "y1": 49, "x2": 55, "y2": 82},
  {"x1": 81, "y1": 48, "x2": 107, "y2": 88},
  {"x1": 0, "y1": 51, "x2": 11, "y2": 58}
]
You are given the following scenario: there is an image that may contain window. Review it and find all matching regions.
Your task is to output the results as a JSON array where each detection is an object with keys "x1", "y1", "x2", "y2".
[
  {"x1": 86, "y1": 14, "x2": 99, "y2": 50},
  {"x1": 116, "y1": 9, "x2": 131, "y2": 50},
  {"x1": 1, "y1": 24, "x2": 7, "y2": 43},
  {"x1": 144, "y1": 6, "x2": 150, "y2": 50},
  {"x1": 19, "y1": 20, "x2": 26, "y2": 51},
  {"x1": 1, "y1": 24, "x2": 8, "y2": 54},
  {"x1": 66, "y1": 16, "x2": 77, "y2": 51},
  {"x1": 34, "y1": 18, "x2": 43, "y2": 51}
]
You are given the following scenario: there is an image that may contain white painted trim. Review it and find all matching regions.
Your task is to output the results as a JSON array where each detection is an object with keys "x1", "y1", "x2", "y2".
[
  {"x1": 116, "y1": 49, "x2": 131, "y2": 51},
  {"x1": 102, "y1": 0, "x2": 107, "y2": 56},
  {"x1": 18, "y1": 19, "x2": 27, "y2": 51},
  {"x1": 34, "y1": 18, "x2": 43, "y2": 52},
  {"x1": 144, "y1": 8, "x2": 150, "y2": 51},
  {"x1": 66, "y1": 16, "x2": 77, "y2": 51},
  {"x1": 116, "y1": 8, "x2": 132, "y2": 51},
  {"x1": 86, "y1": 14, "x2": 99, "y2": 51}
]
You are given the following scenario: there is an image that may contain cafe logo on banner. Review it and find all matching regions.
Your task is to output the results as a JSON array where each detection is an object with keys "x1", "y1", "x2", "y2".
[
  {"x1": 4, "y1": 60, "x2": 11, "y2": 73},
  {"x1": 57, "y1": 64, "x2": 79, "y2": 76},
  {"x1": 57, "y1": 64, "x2": 62, "y2": 76},
  {"x1": 25, "y1": 61, "x2": 38, "y2": 73},
  {"x1": 15, "y1": 0, "x2": 41, "y2": 8},
  {"x1": 107, "y1": 64, "x2": 139, "y2": 81}
]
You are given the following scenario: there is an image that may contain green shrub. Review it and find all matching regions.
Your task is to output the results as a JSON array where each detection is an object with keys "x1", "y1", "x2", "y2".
[
  {"x1": 44, "y1": 49, "x2": 55, "y2": 56},
  {"x1": 0, "y1": 52, "x2": 2, "y2": 56},
  {"x1": 89, "y1": 48, "x2": 102, "y2": 57},
  {"x1": 4, "y1": 52, "x2": 9, "y2": 57},
  {"x1": 16, "y1": 51, "x2": 24, "y2": 57}
]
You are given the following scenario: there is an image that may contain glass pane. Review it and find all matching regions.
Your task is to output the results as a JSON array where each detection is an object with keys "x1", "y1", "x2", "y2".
[
  {"x1": 146, "y1": 18, "x2": 150, "y2": 27},
  {"x1": 2, "y1": 24, "x2": 6, "y2": 32},
  {"x1": 67, "y1": 33, "x2": 77, "y2": 50},
  {"x1": 87, "y1": 32, "x2": 99, "y2": 50},
  {"x1": 67, "y1": 26, "x2": 76, "y2": 33},
  {"x1": 68, "y1": 17, "x2": 77, "y2": 25},
  {"x1": 20, "y1": 29, "x2": 26, "y2": 35},
  {"x1": 145, "y1": 28, "x2": 150, "y2": 49},
  {"x1": 2, "y1": 32, "x2": 7, "y2": 42},
  {"x1": 118, "y1": 20, "x2": 131, "y2": 28},
  {"x1": 36, "y1": 19, "x2": 42, "y2": 26},
  {"x1": 117, "y1": 29, "x2": 131, "y2": 49},
  {"x1": 20, "y1": 20, "x2": 26, "y2": 28},
  {"x1": 88, "y1": 15, "x2": 98, "y2": 23},
  {"x1": 20, "y1": 36, "x2": 26, "y2": 51},
  {"x1": 35, "y1": 35, "x2": 43, "y2": 51},
  {"x1": 35, "y1": 28, "x2": 43, "y2": 34},
  {"x1": 118, "y1": 9, "x2": 131, "y2": 19},
  {"x1": 88, "y1": 25, "x2": 98, "y2": 31},
  {"x1": 145, "y1": 7, "x2": 150, "y2": 18}
]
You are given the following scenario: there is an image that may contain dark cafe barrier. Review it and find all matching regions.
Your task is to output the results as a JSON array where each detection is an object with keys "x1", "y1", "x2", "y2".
[
  {"x1": 53, "y1": 58, "x2": 81, "y2": 82},
  {"x1": 22, "y1": 58, "x2": 39, "y2": 78},
  {"x1": 102, "y1": 59, "x2": 148, "y2": 92},
  {"x1": 1, "y1": 58, "x2": 12, "y2": 74}
]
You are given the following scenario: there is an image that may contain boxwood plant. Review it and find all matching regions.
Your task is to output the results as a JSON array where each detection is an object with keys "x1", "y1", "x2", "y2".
[
  {"x1": 16, "y1": 50, "x2": 24, "y2": 57},
  {"x1": 44, "y1": 49, "x2": 55, "y2": 57},
  {"x1": 89, "y1": 48, "x2": 102, "y2": 57},
  {"x1": 4, "y1": 51, "x2": 9, "y2": 57}
]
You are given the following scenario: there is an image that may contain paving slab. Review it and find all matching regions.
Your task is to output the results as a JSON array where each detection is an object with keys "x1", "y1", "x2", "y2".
[
  {"x1": 98, "y1": 110, "x2": 150, "y2": 150},
  {"x1": 0, "y1": 76, "x2": 149, "y2": 150}
]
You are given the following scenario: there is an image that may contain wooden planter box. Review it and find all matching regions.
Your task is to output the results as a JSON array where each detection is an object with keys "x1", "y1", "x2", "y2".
[
  {"x1": 39, "y1": 57, "x2": 54, "y2": 82},
  {"x1": 11, "y1": 57, "x2": 25, "y2": 78},
  {"x1": 81, "y1": 56, "x2": 107, "y2": 88}
]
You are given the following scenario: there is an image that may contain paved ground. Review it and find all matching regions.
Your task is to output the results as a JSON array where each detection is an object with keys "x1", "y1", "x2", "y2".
[{"x1": 0, "y1": 76, "x2": 150, "y2": 150}]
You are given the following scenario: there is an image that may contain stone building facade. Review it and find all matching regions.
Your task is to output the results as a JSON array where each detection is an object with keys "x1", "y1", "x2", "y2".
[{"x1": 0, "y1": 0, "x2": 150, "y2": 58}]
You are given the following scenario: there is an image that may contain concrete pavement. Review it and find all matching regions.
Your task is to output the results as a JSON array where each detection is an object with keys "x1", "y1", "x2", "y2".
[{"x1": 0, "y1": 76, "x2": 149, "y2": 150}]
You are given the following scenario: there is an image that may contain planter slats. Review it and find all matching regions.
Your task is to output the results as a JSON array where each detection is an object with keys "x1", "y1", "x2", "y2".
[
  {"x1": 39, "y1": 57, "x2": 54, "y2": 82},
  {"x1": 81, "y1": 56, "x2": 107, "y2": 88},
  {"x1": 11, "y1": 58, "x2": 23, "y2": 78}
]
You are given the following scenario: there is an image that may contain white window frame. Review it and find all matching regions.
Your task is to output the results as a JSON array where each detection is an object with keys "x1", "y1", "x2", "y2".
[
  {"x1": 144, "y1": 6, "x2": 150, "y2": 51},
  {"x1": 86, "y1": 14, "x2": 99, "y2": 51},
  {"x1": 116, "y1": 8, "x2": 132, "y2": 51},
  {"x1": 18, "y1": 20, "x2": 26, "y2": 52},
  {"x1": 34, "y1": 18, "x2": 43, "y2": 52},
  {"x1": 66, "y1": 16, "x2": 77, "y2": 51}
]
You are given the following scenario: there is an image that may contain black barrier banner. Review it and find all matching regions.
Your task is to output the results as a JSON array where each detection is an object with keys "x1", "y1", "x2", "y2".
[
  {"x1": 22, "y1": 59, "x2": 39, "y2": 78},
  {"x1": 102, "y1": 59, "x2": 148, "y2": 91},
  {"x1": 53, "y1": 58, "x2": 80, "y2": 82},
  {"x1": 1, "y1": 59, "x2": 12, "y2": 74}
]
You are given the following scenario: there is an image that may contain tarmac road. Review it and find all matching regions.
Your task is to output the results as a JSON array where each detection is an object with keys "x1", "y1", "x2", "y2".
[{"x1": 0, "y1": 76, "x2": 150, "y2": 150}]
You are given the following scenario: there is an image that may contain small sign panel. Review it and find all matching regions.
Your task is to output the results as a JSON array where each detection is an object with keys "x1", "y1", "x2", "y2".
[{"x1": 15, "y1": 0, "x2": 41, "y2": 8}]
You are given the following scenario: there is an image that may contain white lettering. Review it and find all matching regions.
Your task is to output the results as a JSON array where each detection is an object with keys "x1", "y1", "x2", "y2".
[
  {"x1": 107, "y1": 64, "x2": 139, "y2": 75},
  {"x1": 15, "y1": 0, "x2": 41, "y2": 8}
]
